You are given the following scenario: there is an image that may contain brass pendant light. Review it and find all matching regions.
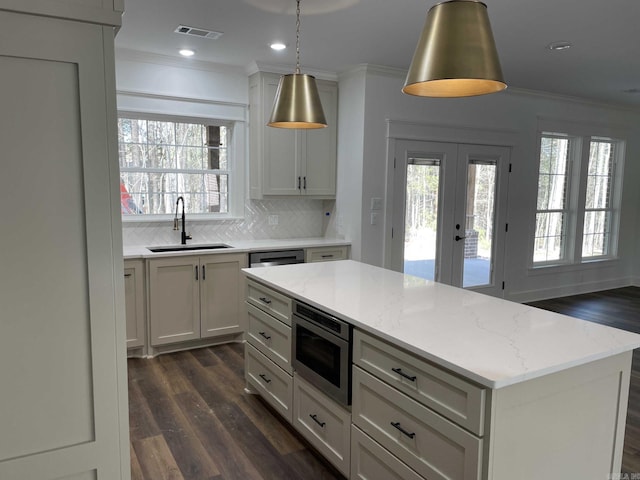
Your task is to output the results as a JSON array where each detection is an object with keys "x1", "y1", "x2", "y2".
[
  {"x1": 403, "y1": 0, "x2": 506, "y2": 98},
  {"x1": 268, "y1": 0, "x2": 327, "y2": 129}
]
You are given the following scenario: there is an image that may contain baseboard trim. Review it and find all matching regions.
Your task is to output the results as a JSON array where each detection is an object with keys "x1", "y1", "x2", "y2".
[{"x1": 507, "y1": 277, "x2": 635, "y2": 304}]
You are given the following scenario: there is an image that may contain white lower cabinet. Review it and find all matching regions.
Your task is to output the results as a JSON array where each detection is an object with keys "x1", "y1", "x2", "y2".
[
  {"x1": 352, "y1": 366, "x2": 482, "y2": 480},
  {"x1": 246, "y1": 303, "x2": 293, "y2": 373},
  {"x1": 148, "y1": 253, "x2": 247, "y2": 346},
  {"x1": 351, "y1": 425, "x2": 424, "y2": 480},
  {"x1": 304, "y1": 245, "x2": 349, "y2": 263},
  {"x1": 245, "y1": 343, "x2": 293, "y2": 423},
  {"x1": 124, "y1": 259, "x2": 145, "y2": 351},
  {"x1": 293, "y1": 374, "x2": 351, "y2": 477}
]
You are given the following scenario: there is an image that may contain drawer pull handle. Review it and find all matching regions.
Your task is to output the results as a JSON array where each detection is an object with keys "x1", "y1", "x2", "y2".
[
  {"x1": 321, "y1": 254, "x2": 333, "y2": 258},
  {"x1": 392, "y1": 367, "x2": 417, "y2": 382},
  {"x1": 259, "y1": 331, "x2": 271, "y2": 340},
  {"x1": 259, "y1": 373, "x2": 271, "y2": 384},
  {"x1": 309, "y1": 414, "x2": 326, "y2": 428},
  {"x1": 391, "y1": 422, "x2": 415, "y2": 439},
  {"x1": 259, "y1": 297, "x2": 272, "y2": 305}
]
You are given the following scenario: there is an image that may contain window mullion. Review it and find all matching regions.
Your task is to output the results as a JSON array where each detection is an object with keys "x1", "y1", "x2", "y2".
[{"x1": 571, "y1": 137, "x2": 589, "y2": 261}]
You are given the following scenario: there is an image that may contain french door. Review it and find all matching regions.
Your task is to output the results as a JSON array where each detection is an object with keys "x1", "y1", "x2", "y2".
[{"x1": 390, "y1": 140, "x2": 510, "y2": 297}]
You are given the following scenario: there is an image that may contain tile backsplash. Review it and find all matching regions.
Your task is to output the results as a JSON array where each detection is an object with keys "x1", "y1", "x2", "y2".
[{"x1": 122, "y1": 198, "x2": 337, "y2": 246}]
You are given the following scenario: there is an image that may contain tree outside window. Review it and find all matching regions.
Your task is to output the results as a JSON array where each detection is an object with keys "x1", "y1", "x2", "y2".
[{"x1": 118, "y1": 116, "x2": 231, "y2": 216}]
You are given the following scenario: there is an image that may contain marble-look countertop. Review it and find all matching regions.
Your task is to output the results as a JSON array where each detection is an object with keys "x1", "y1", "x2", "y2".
[
  {"x1": 242, "y1": 260, "x2": 640, "y2": 389},
  {"x1": 123, "y1": 237, "x2": 350, "y2": 259}
]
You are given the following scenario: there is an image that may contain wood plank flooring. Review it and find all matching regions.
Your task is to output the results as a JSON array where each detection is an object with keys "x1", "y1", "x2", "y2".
[
  {"x1": 528, "y1": 286, "x2": 640, "y2": 475},
  {"x1": 129, "y1": 286, "x2": 640, "y2": 479},
  {"x1": 128, "y1": 343, "x2": 344, "y2": 480}
]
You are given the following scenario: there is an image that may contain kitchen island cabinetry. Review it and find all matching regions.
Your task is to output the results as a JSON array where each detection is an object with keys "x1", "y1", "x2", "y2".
[
  {"x1": 124, "y1": 259, "x2": 146, "y2": 354},
  {"x1": 242, "y1": 260, "x2": 640, "y2": 480},
  {"x1": 245, "y1": 279, "x2": 294, "y2": 421},
  {"x1": 148, "y1": 253, "x2": 246, "y2": 349},
  {"x1": 245, "y1": 279, "x2": 351, "y2": 476},
  {"x1": 249, "y1": 71, "x2": 337, "y2": 198},
  {"x1": 293, "y1": 374, "x2": 351, "y2": 477}
]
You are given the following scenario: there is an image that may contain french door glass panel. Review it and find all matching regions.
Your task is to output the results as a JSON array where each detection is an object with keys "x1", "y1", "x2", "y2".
[
  {"x1": 403, "y1": 158, "x2": 441, "y2": 281},
  {"x1": 461, "y1": 160, "x2": 497, "y2": 288}
]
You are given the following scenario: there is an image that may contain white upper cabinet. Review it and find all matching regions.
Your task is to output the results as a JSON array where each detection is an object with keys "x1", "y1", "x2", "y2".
[
  {"x1": 0, "y1": 0, "x2": 123, "y2": 26},
  {"x1": 249, "y1": 71, "x2": 337, "y2": 198}
]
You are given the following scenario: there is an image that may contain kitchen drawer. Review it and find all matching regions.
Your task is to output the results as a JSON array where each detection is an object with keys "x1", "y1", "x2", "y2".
[
  {"x1": 304, "y1": 245, "x2": 349, "y2": 263},
  {"x1": 354, "y1": 329, "x2": 486, "y2": 436},
  {"x1": 351, "y1": 425, "x2": 424, "y2": 480},
  {"x1": 246, "y1": 303, "x2": 292, "y2": 374},
  {"x1": 246, "y1": 279, "x2": 292, "y2": 325},
  {"x1": 352, "y1": 367, "x2": 482, "y2": 480},
  {"x1": 293, "y1": 374, "x2": 351, "y2": 477},
  {"x1": 245, "y1": 343, "x2": 293, "y2": 423}
]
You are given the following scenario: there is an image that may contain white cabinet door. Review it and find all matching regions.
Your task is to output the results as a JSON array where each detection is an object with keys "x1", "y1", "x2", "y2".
[
  {"x1": 293, "y1": 374, "x2": 351, "y2": 477},
  {"x1": 201, "y1": 253, "x2": 247, "y2": 338},
  {"x1": 124, "y1": 260, "x2": 145, "y2": 349},
  {"x1": 0, "y1": 10, "x2": 128, "y2": 480},
  {"x1": 303, "y1": 81, "x2": 338, "y2": 196},
  {"x1": 261, "y1": 75, "x2": 303, "y2": 196},
  {"x1": 148, "y1": 256, "x2": 200, "y2": 346},
  {"x1": 250, "y1": 72, "x2": 337, "y2": 198}
]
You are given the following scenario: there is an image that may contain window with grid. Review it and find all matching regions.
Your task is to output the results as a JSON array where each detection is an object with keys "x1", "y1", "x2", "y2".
[
  {"x1": 533, "y1": 135, "x2": 571, "y2": 263},
  {"x1": 118, "y1": 116, "x2": 232, "y2": 216},
  {"x1": 533, "y1": 131, "x2": 623, "y2": 266},
  {"x1": 582, "y1": 139, "x2": 615, "y2": 258}
]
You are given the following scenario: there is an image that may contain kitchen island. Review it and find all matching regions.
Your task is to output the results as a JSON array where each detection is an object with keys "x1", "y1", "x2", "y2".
[{"x1": 242, "y1": 260, "x2": 640, "y2": 480}]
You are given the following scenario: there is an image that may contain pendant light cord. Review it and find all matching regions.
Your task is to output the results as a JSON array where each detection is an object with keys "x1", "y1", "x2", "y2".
[{"x1": 295, "y1": 0, "x2": 301, "y2": 74}]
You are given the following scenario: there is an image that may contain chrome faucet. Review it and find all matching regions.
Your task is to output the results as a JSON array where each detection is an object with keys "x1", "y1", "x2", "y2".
[{"x1": 173, "y1": 196, "x2": 192, "y2": 245}]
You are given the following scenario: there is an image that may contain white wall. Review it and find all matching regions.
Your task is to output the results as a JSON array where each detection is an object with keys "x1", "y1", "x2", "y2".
[
  {"x1": 333, "y1": 67, "x2": 367, "y2": 260},
  {"x1": 338, "y1": 65, "x2": 640, "y2": 302}
]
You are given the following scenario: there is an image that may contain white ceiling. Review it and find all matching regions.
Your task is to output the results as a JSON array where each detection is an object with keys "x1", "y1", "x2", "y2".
[{"x1": 115, "y1": 0, "x2": 640, "y2": 108}]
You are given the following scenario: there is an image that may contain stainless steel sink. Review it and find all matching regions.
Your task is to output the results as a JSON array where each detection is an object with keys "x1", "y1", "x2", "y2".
[{"x1": 147, "y1": 244, "x2": 232, "y2": 253}]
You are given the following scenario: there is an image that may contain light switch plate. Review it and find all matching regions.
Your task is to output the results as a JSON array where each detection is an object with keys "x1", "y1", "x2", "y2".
[{"x1": 371, "y1": 197, "x2": 383, "y2": 211}]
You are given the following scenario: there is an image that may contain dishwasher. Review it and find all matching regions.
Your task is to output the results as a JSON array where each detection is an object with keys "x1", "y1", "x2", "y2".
[{"x1": 248, "y1": 249, "x2": 305, "y2": 267}]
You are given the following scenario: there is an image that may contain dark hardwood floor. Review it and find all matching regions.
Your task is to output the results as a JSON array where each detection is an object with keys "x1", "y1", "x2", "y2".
[
  {"x1": 528, "y1": 286, "x2": 640, "y2": 475},
  {"x1": 129, "y1": 286, "x2": 640, "y2": 479},
  {"x1": 128, "y1": 343, "x2": 344, "y2": 480}
]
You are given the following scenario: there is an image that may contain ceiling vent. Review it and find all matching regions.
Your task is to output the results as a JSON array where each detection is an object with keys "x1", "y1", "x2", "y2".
[{"x1": 174, "y1": 25, "x2": 223, "y2": 40}]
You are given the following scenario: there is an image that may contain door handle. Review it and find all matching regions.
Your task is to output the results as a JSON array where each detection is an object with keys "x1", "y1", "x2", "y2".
[{"x1": 455, "y1": 235, "x2": 466, "y2": 241}]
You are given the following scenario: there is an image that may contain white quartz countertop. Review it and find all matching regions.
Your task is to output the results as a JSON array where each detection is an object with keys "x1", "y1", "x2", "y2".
[
  {"x1": 242, "y1": 260, "x2": 640, "y2": 389},
  {"x1": 123, "y1": 237, "x2": 349, "y2": 259}
]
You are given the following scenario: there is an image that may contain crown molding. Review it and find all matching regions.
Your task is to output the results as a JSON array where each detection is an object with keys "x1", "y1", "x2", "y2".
[
  {"x1": 247, "y1": 61, "x2": 338, "y2": 81},
  {"x1": 115, "y1": 48, "x2": 246, "y2": 76}
]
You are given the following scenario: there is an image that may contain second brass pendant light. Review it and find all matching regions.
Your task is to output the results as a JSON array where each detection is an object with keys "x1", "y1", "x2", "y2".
[
  {"x1": 403, "y1": 0, "x2": 506, "y2": 97},
  {"x1": 268, "y1": 0, "x2": 327, "y2": 129}
]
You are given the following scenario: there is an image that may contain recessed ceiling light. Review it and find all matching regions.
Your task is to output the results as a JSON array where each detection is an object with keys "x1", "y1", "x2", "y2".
[
  {"x1": 179, "y1": 49, "x2": 195, "y2": 57},
  {"x1": 270, "y1": 43, "x2": 287, "y2": 51},
  {"x1": 547, "y1": 41, "x2": 572, "y2": 51}
]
